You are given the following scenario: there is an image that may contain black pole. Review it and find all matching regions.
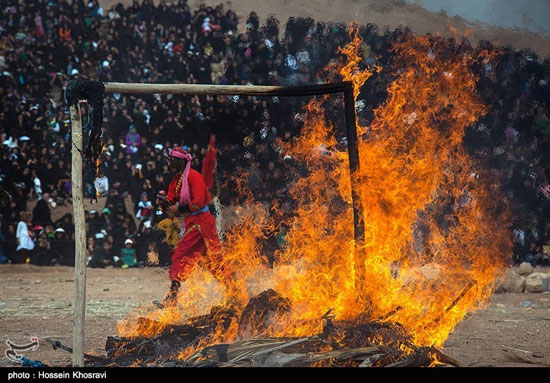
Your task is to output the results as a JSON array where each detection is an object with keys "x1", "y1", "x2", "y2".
[{"x1": 343, "y1": 85, "x2": 366, "y2": 290}]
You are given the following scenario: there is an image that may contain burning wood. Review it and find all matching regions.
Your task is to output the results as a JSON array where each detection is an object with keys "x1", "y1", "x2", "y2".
[
  {"x1": 237, "y1": 289, "x2": 291, "y2": 339},
  {"x1": 96, "y1": 290, "x2": 460, "y2": 367},
  {"x1": 131, "y1": 306, "x2": 237, "y2": 338},
  {"x1": 102, "y1": 305, "x2": 238, "y2": 366}
]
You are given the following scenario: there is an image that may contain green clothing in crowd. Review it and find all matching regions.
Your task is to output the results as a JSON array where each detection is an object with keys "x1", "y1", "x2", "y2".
[{"x1": 121, "y1": 248, "x2": 137, "y2": 268}]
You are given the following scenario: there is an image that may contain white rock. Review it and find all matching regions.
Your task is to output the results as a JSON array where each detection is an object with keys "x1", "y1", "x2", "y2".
[
  {"x1": 525, "y1": 274, "x2": 544, "y2": 293},
  {"x1": 531, "y1": 272, "x2": 550, "y2": 280},
  {"x1": 531, "y1": 273, "x2": 550, "y2": 291},
  {"x1": 501, "y1": 270, "x2": 525, "y2": 293},
  {"x1": 517, "y1": 262, "x2": 535, "y2": 276}
]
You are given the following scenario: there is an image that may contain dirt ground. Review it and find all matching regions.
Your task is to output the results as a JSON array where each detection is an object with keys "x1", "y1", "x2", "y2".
[{"x1": 1, "y1": 264, "x2": 549, "y2": 367}]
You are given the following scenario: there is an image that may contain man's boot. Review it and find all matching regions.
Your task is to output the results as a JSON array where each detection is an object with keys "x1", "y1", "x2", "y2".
[{"x1": 154, "y1": 280, "x2": 180, "y2": 309}]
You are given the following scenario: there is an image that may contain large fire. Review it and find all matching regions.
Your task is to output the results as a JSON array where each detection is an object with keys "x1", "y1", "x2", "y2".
[{"x1": 117, "y1": 26, "x2": 511, "y2": 358}]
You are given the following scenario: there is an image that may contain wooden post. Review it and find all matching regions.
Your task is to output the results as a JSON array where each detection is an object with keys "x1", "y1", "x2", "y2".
[
  {"x1": 103, "y1": 81, "x2": 351, "y2": 97},
  {"x1": 70, "y1": 103, "x2": 87, "y2": 367},
  {"x1": 343, "y1": 86, "x2": 366, "y2": 291}
]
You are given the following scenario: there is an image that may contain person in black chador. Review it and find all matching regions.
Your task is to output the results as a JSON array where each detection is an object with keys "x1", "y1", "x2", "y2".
[{"x1": 51, "y1": 228, "x2": 74, "y2": 266}]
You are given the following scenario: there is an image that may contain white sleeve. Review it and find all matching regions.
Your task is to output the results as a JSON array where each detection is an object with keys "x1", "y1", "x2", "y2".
[
  {"x1": 34, "y1": 178, "x2": 42, "y2": 193},
  {"x1": 16, "y1": 221, "x2": 26, "y2": 239}
]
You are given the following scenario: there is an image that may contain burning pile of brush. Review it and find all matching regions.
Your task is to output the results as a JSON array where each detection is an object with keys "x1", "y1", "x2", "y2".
[
  {"x1": 99, "y1": 290, "x2": 460, "y2": 367},
  {"x1": 103, "y1": 25, "x2": 510, "y2": 367}
]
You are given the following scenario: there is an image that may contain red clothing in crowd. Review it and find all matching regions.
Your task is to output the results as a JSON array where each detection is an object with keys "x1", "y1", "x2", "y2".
[{"x1": 166, "y1": 168, "x2": 227, "y2": 285}]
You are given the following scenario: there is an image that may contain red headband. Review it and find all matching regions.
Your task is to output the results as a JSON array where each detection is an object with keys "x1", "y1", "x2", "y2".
[{"x1": 169, "y1": 147, "x2": 192, "y2": 161}]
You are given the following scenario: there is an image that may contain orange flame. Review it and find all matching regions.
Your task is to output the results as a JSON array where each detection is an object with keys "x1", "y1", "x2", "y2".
[{"x1": 117, "y1": 25, "x2": 510, "y2": 354}]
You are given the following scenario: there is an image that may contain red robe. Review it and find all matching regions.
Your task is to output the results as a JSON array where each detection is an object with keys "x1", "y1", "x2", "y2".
[{"x1": 166, "y1": 168, "x2": 226, "y2": 285}]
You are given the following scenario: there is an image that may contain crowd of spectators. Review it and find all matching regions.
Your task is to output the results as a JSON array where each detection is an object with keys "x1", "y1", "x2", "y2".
[
  {"x1": 467, "y1": 45, "x2": 550, "y2": 267},
  {"x1": 0, "y1": 0, "x2": 549, "y2": 268}
]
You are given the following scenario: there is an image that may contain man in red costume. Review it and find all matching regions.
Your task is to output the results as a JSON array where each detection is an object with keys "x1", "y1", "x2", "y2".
[{"x1": 158, "y1": 146, "x2": 229, "y2": 307}]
